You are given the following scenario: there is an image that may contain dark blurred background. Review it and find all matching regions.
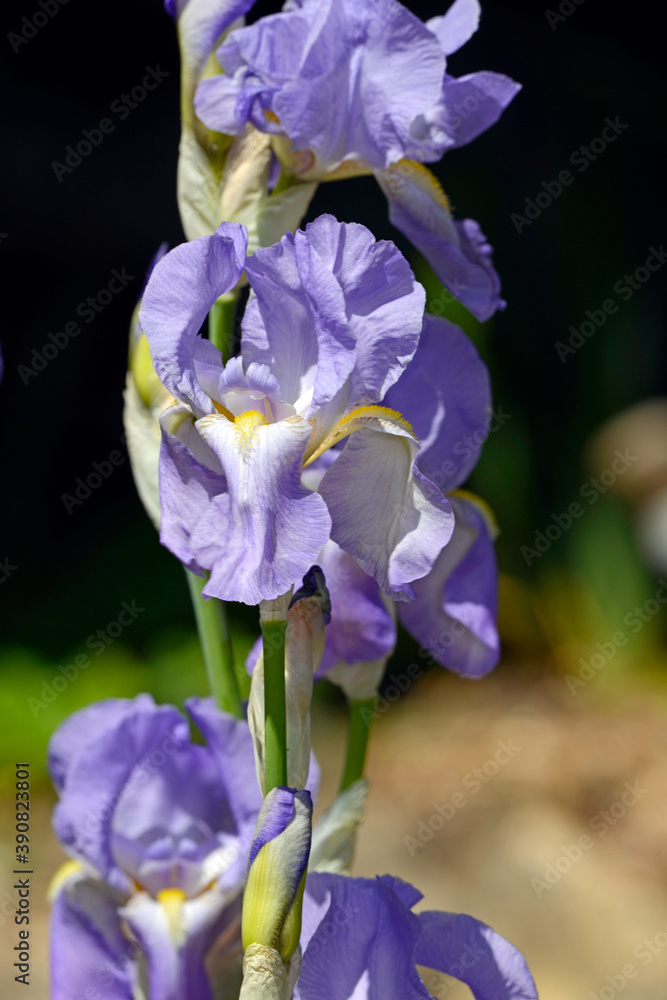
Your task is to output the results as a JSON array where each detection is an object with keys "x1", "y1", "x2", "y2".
[{"x1": 2, "y1": 3, "x2": 667, "y2": 997}]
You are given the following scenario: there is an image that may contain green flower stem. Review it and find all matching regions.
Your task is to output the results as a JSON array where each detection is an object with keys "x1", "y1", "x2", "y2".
[
  {"x1": 261, "y1": 619, "x2": 288, "y2": 792},
  {"x1": 208, "y1": 292, "x2": 238, "y2": 362},
  {"x1": 186, "y1": 569, "x2": 243, "y2": 718},
  {"x1": 340, "y1": 697, "x2": 376, "y2": 792}
]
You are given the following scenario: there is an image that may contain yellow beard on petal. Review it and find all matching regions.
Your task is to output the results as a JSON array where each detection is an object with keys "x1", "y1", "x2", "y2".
[
  {"x1": 385, "y1": 159, "x2": 451, "y2": 212},
  {"x1": 234, "y1": 409, "x2": 270, "y2": 449},
  {"x1": 304, "y1": 404, "x2": 415, "y2": 467},
  {"x1": 47, "y1": 859, "x2": 84, "y2": 902},
  {"x1": 156, "y1": 887, "x2": 188, "y2": 947}
]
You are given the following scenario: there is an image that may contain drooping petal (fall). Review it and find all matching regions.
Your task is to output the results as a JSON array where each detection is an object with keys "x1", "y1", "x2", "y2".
[
  {"x1": 193, "y1": 410, "x2": 332, "y2": 605},
  {"x1": 376, "y1": 163, "x2": 504, "y2": 322},
  {"x1": 319, "y1": 418, "x2": 454, "y2": 601},
  {"x1": 399, "y1": 495, "x2": 499, "y2": 678},
  {"x1": 384, "y1": 315, "x2": 492, "y2": 494}
]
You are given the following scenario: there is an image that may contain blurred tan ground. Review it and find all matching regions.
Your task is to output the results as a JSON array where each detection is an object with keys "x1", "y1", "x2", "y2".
[{"x1": 2, "y1": 664, "x2": 667, "y2": 999}]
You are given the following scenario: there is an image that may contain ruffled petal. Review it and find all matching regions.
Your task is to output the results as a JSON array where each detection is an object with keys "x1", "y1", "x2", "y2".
[
  {"x1": 440, "y1": 71, "x2": 521, "y2": 149},
  {"x1": 197, "y1": 1, "x2": 445, "y2": 175},
  {"x1": 273, "y1": 0, "x2": 445, "y2": 174},
  {"x1": 399, "y1": 495, "x2": 499, "y2": 678},
  {"x1": 52, "y1": 697, "x2": 188, "y2": 891},
  {"x1": 384, "y1": 315, "x2": 491, "y2": 493},
  {"x1": 158, "y1": 413, "x2": 228, "y2": 578},
  {"x1": 48, "y1": 696, "x2": 155, "y2": 795},
  {"x1": 51, "y1": 876, "x2": 135, "y2": 1000},
  {"x1": 177, "y1": 0, "x2": 258, "y2": 107},
  {"x1": 195, "y1": 70, "x2": 269, "y2": 136},
  {"x1": 375, "y1": 163, "x2": 504, "y2": 322},
  {"x1": 319, "y1": 419, "x2": 454, "y2": 601},
  {"x1": 192, "y1": 411, "x2": 331, "y2": 604},
  {"x1": 243, "y1": 215, "x2": 425, "y2": 417},
  {"x1": 139, "y1": 224, "x2": 248, "y2": 417},
  {"x1": 426, "y1": 0, "x2": 480, "y2": 56},
  {"x1": 415, "y1": 910, "x2": 538, "y2": 1000},
  {"x1": 298, "y1": 873, "x2": 430, "y2": 1000}
]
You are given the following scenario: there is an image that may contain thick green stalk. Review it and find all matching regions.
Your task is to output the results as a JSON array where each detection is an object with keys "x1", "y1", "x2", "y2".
[
  {"x1": 186, "y1": 569, "x2": 243, "y2": 718},
  {"x1": 208, "y1": 293, "x2": 238, "y2": 361},
  {"x1": 340, "y1": 697, "x2": 376, "y2": 791},
  {"x1": 261, "y1": 619, "x2": 288, "y2": 792}
]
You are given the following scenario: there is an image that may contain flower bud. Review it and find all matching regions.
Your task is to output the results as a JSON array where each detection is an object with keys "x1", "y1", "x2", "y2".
[
  {"x1": 242, "y1": 786, "x2": 312, "y2": 963},
  {"x1": 123, "y1": 248, "x2": 173, "y2": 529},
  {"x1": 250, "y1": 568, "x2": 331, "y2": 791}
]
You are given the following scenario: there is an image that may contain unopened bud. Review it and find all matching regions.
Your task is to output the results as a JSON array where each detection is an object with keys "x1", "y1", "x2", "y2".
[{"x1": 242, "y1": 787, "x2": 312, "y2": 962}]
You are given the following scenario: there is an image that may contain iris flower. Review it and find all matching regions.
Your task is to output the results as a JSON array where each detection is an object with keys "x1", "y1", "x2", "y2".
[
  {"x1": 48, "y1": 699, "x2": 536, "y2": 1000},
  {"x1": 247, "y1": 315, "x2": 500, "y2": 689},
  {"x1": 48, "y1": 695, "x2": 264, "y2": 1000},
  {"x1": 139, "y1": 214, "x2": 455, "y2": 607},
  {"x1": 297, "y1": 872, "x2": 538, "y2": 1000},
  {"x1": 193, "y1": 0, "x2": 520, "y2": 321}
]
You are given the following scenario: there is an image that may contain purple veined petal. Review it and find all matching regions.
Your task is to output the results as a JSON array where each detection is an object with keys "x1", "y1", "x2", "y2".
[
  {"x1": 298, "y1": 873, "x2": 431, "y2": 1000},
  {"x1": 316, "y1": 540, "x2": 396, "y2": 676},
  {"x1": 186, "y1": 698, "x2": 262, "y2": 826},
  {"x1": 51, "y1": 877, "x2": 135, "y2": 1000},
  {"x1": 375, "y1": 163, "x2": 504, "y2": 322},
  {"x1": 191, "y1": 411, "x2": 331, "y2": 605},
  {"x1": 120, "y1": 887, "x2": 231, "y2": 1000},
  {"x1": 426, "y1": 0, "x2": 481, "y2": 57},
  {"x1": 48, "y1": 696, "x2": 155, "y2": 795},
  {"x1": 414, "y1": 910, "x2": 538, "y2": 1000},
  {"x1": 194, "y1": 69, "x2": 273, "y2": 136},
  {"x1": 399, "y1": 495, "x2": 499, "y2": 678},
  {"x1": 52, "y1": 697, "x2": 188, "y2": 892},
  {"x1": 440, "y1": 71, "x2": 521, "y2": 149},
  {"x1": 408, "y1": 70, "x2": 520, "y2": 162},
  {"x1": 384, "y1": 315, "x2": 492, "y2": 494},
  {"x1": 139, "y1": 223, "x2": 248, "y2": 418},
  {"x1": 218, "y1": 6, "x2": 313, "y2": 83},
  {"x1": 195, "y1": 5, "x2": 312, "y2": 134},
  {"x1": 242, "y1": 215, "x2": 425, "y2": 418},
  {"x1": 110, "y1": 737, "x2": 241, "y2": 898},
  {"x1": 157, "y1": 415, "x2": 227, "y2": 579},
  {"x1": 319, "y1": 420, "x2": 454, "y2": 602},
  {"x1": 378, "y1": 873, "x2": 424, "y2": 910},
  {"x1": 271, "y1": 0, "x2": 445, "y2": 175}
]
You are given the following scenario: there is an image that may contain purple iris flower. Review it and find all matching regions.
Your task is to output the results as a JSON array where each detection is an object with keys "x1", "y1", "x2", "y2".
[
  {"x1": 298, "y1": 873, "x2": 538, "y2": 999},
  {"x1": 245, "y1": 315, "x2": 500, "y2": 681},
  {"x1": 138, "y1": 214, "x2": 455, "y2": 607},
  {"x1": 194, "y1": 0, "x2": 520, "y2": 321},
  {"x1": 48, "y1": 695, "x2": 263, "y2": 1000}
]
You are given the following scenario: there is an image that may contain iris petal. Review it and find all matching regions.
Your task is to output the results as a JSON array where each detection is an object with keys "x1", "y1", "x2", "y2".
[
  {"x1": 193, "y1": 411, "x2": 331, "y2": 605},
  {"x1": 375, "y1": 162, "x2": 504, "y2": 321},
  {"x1": 319, "y1": 420, "x2": 454, "y2": 601}
]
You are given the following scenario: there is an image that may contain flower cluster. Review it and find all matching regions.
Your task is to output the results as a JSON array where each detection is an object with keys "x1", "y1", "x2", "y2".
[
  {"x1": 49, "y1": 698, "x2": 537, "y2": 1000},
  {"x1": 50, "y1": 1, "x2": 535, "y2": 998}
]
